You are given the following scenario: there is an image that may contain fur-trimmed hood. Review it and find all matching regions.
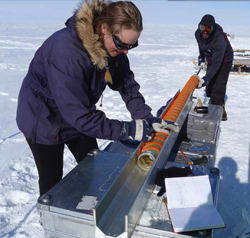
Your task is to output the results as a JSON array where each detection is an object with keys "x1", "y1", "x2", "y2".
[{"x1": 73, "y1": 0, "x2": 109, "y2": 70}]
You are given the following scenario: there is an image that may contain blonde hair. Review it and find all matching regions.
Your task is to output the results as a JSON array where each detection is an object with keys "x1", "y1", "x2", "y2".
[{"x1": 93, "y1": 0, "x2": 143, "y2": 35}]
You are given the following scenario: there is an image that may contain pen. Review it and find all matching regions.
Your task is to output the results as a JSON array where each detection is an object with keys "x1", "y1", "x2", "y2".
[{"x1": 189, "y1": 147, "x2": 208, "y2": 151}]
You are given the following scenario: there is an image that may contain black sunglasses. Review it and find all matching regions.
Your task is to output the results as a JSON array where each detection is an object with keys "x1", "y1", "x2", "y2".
[{"x1": 112, "y1": 35, "x2": 138, "y2": 50}]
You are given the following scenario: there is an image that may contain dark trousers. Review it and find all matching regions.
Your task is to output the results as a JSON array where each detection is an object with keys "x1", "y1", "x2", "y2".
[
  {"x1": 206, "y1": 61, "x2": 232, "y2": 105},
  {"x1": 27, "y1": 136, "x2": 98, "y2": 196}
]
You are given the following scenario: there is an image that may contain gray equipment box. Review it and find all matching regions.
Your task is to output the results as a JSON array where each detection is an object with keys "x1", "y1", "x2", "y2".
[{"x1": 179, "y1": 102, "x2": 223, "y2": 143}]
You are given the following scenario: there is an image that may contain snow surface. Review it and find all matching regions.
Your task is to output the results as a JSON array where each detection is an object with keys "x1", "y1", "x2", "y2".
[{"x1": 0, "y1": 22, "x2": 250, "y2": 238}]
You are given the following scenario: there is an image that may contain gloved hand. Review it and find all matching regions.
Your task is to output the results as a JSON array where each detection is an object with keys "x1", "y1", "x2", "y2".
[
  {"x1": 196, "y1": 75, "x2": 205, "y2": 89},
  {"x1": 152, "y1": 120, "x2": 180, "y2": 134},
  {"x1": 144, "y1": 113, "x2": 180, "y2": 135},
  {"x1": 196, "y1": 75, "x2": 210, "y2": 89},
  {"x1": 202, "y1": 76, "x2": 209, "y2": 87},
  {"x1": 198, "y1": 56, "x2": 204, "y2": 66},
  {"x1": 118, "y1": 119, "x2": 153, "y2": 141},
  {"x1": 200, "y1": 62, "x2": 206, "y2": 71}
]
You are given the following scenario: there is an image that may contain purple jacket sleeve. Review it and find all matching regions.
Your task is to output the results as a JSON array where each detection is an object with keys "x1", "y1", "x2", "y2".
[{"x1": 46, "y1": 56, "x2": 122, "y2": 140}]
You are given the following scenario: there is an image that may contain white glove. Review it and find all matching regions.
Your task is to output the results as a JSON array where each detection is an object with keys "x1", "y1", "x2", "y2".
[
  {"x1": 152, "y1": 119, "x2": 180, "y2": 135},
  {"x1": 200, "y1": 62, "x2": 206, "y2": 72},
  {"x1": 196, "y1": 75, "x2": 205, "y2": 89}
]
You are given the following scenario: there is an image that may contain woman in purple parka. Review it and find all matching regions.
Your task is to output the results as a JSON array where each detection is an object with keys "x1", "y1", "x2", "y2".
[{"x1": 16, "y1": 0, "x2": 179, "y2": 196}]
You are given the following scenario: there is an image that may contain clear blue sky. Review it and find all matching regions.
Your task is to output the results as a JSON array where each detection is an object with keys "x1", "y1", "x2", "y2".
[{"x1": 0, "y1": 1, "x2": 249, "y2": 26}]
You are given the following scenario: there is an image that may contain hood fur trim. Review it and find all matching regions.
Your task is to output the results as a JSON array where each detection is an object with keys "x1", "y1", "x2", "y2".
[{"x1": 75, "y1": 1, "x2": 108, "y2": 70}]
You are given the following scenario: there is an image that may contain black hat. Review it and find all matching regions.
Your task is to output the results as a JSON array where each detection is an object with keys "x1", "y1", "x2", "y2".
[
  {"x1": 199, "y1": 14, "x2": 215, "y2": 35},
  {"x1": 200, "y1": 14, "x2": 215, "y2": 25}
]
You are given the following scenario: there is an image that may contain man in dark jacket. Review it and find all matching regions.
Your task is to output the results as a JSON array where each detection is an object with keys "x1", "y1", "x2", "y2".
[
  {"x1": 16, "y1": 0, "x2": 179, "y2": 196},
  {"x1": 195, "y1": 14, "x2": 233, "y2": 121}
]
